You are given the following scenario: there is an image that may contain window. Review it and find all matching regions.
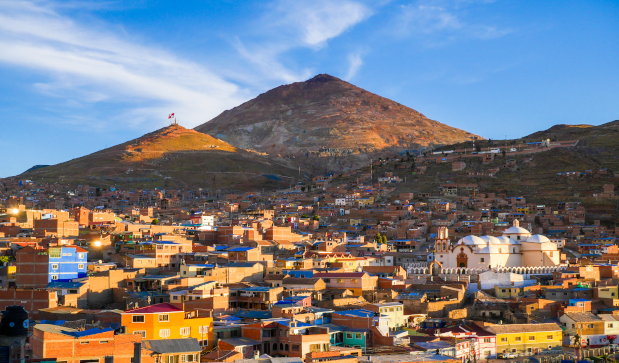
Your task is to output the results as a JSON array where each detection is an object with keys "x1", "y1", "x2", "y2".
[
  {"x1": 480, "y1": 258, "x2": 485, "y2": 262},
  {"x1": 501, "y1": 289, "x2": 506, "y2": 293},
  {"x1": 78, "y1": 264, "x2": 84, "y2": 269},
  {"x1": 100, "y1": 341, "x2": 109, "y2": 344},
  {"x1": 483, "y1": 338, "x2": 491, "y2": 343},
  {"x1": 51, "y1": 275, "x2": 58, "y2": 280},
  {"x1": 78, "y1": 253, "x2": 84, "y2": 259},
  {"x1": 309, "y1": 344, "x2": 321, "y2": 352},
  {"x1": 501, "y1": 338, "x2": 508, "y2": 342},
  {"x1": 181, "y1": 354, "x2": 198, "y2": 362},
  {"x1": 337, "y1": 279, "x2": 344, "y2": 284},
  {"x1": 159, "y1": 314, "x2": 169, "y2": 322},
  {"x1": 133, "y1": 331, "x2": 146, "y2": 338},
  {"x1": 180, "y1": 327, "x2": 190, "y2": 336},
  {"x1": 351, "y1": 279, "x2": 359, "y2": 284},
  {"x1": 132, "y1": 315, "x2": 145, "y2": 323},
  {"x1": 52, "y1": 264, "x2": 58, "y2": 269},
  {"x1": 511, "y1": 349, "x2": 517, "y2": 353},
  {"x1": 529, "y1": 336, "x2": 535, "y2": 341},
  {"x1": 80, "y1": 341, "x2": 90, "y2": 345},
  {"x1": 588, "y1": 324, "x2": 594, "y2": 329},
  {"x1": 609, "y1": 324, "x2": 613, "y2": 328},
  {"x1": 515, "y1": 337, "x2": 522, "y2": 342},
  {"x1": 346, "y1": 333, "x2": 353, "y2": 339},
  {"x1": 159, "y1": 329, "x2": 170, "y2": 338},
  {"x1": 198, "y1": 325, "x2": 209, "y2": 334},
  {"x1": 292, "y1": 345, "x2": 300, "y2": 351},
  {"x1": 356, "y1": 333, "x2": 362, "y2": 339},
  {"x1": 547, "y1": 335, "x2": 554, "y2": 340},
  {"x1": 548, "y1": 345, "x2": 553, "y2": 349}
]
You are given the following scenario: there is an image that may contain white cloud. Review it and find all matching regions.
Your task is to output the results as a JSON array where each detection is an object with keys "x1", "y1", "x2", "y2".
[
  {"x1": 231, "y1": 0, "x2": 373, "y2": 85},
  {"x1": 273, "y1": 0, "x2": 373, "y2": 47},
  {"x1": 396, "y1": 0, "x2": 513, "y2": 42},
  {"x1": 344, "y1": 52, "x2": 364, "y2": 81},
  {"x1": 0, "y1": 0, "x2": 248, "y2": 128}
]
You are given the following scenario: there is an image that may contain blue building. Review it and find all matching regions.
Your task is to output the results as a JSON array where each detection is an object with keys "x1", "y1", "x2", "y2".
[{"x1": 48, "y1": 246, "x2": 88, "y2": 283}]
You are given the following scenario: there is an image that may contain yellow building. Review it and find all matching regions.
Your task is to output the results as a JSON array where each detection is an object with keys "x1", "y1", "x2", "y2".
[
  {"x1": 121, "y1": 302, "x2": 213, "y2": 350},
  {"x1": 494, "y1": 285, "x2": 523, "y2": 299},
  {"x1": 486, "y1": 323, "x2": 562, "y2": 355}
]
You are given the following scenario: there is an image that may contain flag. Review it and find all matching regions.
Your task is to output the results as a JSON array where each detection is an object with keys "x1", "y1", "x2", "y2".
[{"x1": 168, "y1": 113, "x2": 175, "y2": 119}]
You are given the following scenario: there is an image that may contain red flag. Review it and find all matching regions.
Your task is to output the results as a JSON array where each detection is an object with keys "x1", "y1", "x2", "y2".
[
  {"x1": 168, "y1": 114, "x2": 172, "y2": 119},
  {"x1": 171, "y1": 113, "x2": 175, "y2": 117}
]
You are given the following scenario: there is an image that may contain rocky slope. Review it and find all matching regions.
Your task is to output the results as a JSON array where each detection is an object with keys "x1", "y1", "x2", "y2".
[
  {"x1": 21, "y1": 124, "x2": 300, "y2": 191},
  {"x1": 195, "y1": 74, "x2": 479, "y2": 170}
]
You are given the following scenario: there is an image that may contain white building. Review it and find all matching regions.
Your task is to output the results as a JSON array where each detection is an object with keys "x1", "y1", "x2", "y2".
[{"x1": 433, "y1": 220, "x2": 561, "y2": 269}]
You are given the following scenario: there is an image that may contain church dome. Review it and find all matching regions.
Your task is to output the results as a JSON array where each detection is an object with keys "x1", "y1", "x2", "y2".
[
  {"x1": 503, "y1": 226, "x2": 531, "y2": 235},
  {"x1": 495, "y1": 236, "x2": 516, "y2": 244},
  {"x1": 525, "y1": 234, "x2": 551, "y2": 243},
  {"x1": 458, "y1": 235, "x2": 486, "y2": 246},
  {"x1": 502, "y1": 219, "x2": 531, "y2": 237},
  {"x1": 480, "y1": 236, "x2": 501, "y2": 245}
]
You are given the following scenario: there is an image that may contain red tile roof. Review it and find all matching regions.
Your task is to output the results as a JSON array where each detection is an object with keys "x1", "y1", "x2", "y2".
[{"x1": 123, "y1": 303, "x2": 183, "y2": 314}]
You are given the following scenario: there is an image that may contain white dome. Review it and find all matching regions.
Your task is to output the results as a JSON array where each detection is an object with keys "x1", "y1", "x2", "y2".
[
  {"x1": 495, "y1": 236, "x2": 516, "y2": 244},
  {"x1": 480, "y1": 236, "x2": 501, "y2": 245},
  {"x1": 458, "y1": 235, "x2": 486, "y2": 246},
  {"x1": 503, "y1": 226, "x2": 531, "y2": 235},
  {"x1": 525, "y1": 234, "x2": 551, "y2": 243}
]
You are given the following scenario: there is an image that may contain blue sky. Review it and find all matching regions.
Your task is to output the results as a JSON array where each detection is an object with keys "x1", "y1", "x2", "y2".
[{"x1": 1, "y1": 0, "x2": 618, "y2": 177}]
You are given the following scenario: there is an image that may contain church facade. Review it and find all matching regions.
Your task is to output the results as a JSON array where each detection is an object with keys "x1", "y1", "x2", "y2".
[{"x1": 433, "y1": 220, "x2": 561, "y2": 269}]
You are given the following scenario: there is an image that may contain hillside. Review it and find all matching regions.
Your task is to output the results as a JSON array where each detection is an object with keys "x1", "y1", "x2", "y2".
[
  {"x1": 21, "y1": 124, "x2": 301, "y2": 191},
  {"x1": 195, "y1": 74, "x2": 478, "y2": 170}
]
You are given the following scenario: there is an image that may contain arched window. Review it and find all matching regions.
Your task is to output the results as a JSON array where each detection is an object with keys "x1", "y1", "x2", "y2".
[
  {"x1": 273, "y1": 343, "x2": 277, "y2": 351},
  {"x1": 285, "y1": 344, "x2": 289, "y2": 351},
  {"x1": 280, "y1": 343, "x2": 284, "y2": 350}
]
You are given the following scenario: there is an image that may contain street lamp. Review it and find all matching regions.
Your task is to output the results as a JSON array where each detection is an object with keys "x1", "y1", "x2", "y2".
[
  {"x1": 11, "y1": 208, "x2": 19, "y2": 215},
  {"x1": 94, "y1": 241, "x2": 101, "y2": 247}
]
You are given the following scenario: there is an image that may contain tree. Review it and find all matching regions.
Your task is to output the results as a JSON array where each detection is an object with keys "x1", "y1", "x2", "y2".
[
  {"x1": 312, "y1": 215, "x2": 320, "y2": 221},
  {"x1": 0, "y1": 256, "x2": 10, "y2": 265},
  {"x1": 502, "y1": 150, "x2": 506, "y2": 158},
  {"x1": 151, "y1": 218, "x2": 159, "y2": 225},
  {"x1": 374, "y1": 233, "x2": 382, "y2": 244},
  {"x1": 475, "y1": 144, "x2": 481, "y2": 152}
]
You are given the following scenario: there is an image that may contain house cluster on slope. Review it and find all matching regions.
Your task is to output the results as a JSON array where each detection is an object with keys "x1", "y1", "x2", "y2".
[{"x1": 0, "y1": 176, "x2": 617, "y2": 363}]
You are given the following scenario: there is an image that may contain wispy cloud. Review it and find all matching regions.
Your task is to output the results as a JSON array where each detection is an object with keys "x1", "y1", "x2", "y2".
[
  {"x1": 0, "y1": 0, "x2": 248, "y2": 129},
  {"x1": 272, "y1": 0, "x2": 373, "y2": 48},
  {"x1": 395, "y1": 0, "x2": 514, "y2": 44},
  {"x1": 345, "y1": 52, "x2": 364, "y2": 81},
  {"x1": 232, "y1": 0, "x2": 373, "y2": 84}
]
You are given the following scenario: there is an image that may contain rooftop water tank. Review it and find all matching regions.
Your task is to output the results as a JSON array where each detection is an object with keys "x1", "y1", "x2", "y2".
[{"x1": 0, "y1": 306, "x2": 28, "y2": 336}]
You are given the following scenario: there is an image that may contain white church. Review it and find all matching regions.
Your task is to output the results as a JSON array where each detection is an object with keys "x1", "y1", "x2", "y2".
[{"x1": 433, "y1": 220, "x2": 561, "y2": 269}]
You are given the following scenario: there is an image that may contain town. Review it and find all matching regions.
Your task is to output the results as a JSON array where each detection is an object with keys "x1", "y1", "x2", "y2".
[{"x1": 0, "y1": 166, "x2": 617, "y2": 363}]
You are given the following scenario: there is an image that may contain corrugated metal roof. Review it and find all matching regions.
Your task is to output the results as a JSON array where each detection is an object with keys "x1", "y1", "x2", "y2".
[{"x1": 143, "y1": 338, "x2": 200, "y2": 354}]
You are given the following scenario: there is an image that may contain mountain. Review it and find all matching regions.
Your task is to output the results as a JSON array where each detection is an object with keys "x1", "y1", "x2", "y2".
[
  {"x1": 195, "y1": 74, "x2": 479, "y2": 169},
  {"x1": 523, "y1": 120, "x2": 619, "y2": 171},
  {"x1": 21, "y1": 124, "x2": 300, "y2": 191}
]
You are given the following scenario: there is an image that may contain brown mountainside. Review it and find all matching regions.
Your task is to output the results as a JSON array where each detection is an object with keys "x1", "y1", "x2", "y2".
[
  {"x1": 21, "y1": 124, "x2": 300, "y2": 191},
  {"x1": 195, "y1": 74, "x2": 479, "y2": 165}
]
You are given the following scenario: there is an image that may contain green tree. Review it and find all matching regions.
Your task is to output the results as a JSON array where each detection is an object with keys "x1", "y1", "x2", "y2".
[
  {"x1": 374, "y1": 233, "x2": 382, "y2": 244},
  {"x1": 312, "y1": 215, "x2": 319, "y2": 221},
  {"x1": 475, "y1": 144, "x2": 481, "y2": 152},
  {"x1": 0, "y1": 256, "x2": 10, "y2": 264},
  {"x1": 151, "y1": 218, "x2": 159, "y2": 225}
]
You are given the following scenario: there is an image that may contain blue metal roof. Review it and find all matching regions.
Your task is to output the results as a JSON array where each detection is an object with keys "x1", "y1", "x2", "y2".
[
  {"x1": 226, "y1": 247, "x2": 254, "y2": 252},
  {"x1": 66, "y1": 327, "x2": 114, "y2": 337}
]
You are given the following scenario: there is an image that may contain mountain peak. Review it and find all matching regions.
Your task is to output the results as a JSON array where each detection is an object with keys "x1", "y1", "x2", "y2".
[
  {"x1": 306, "y1": 73, "x2": 342, "y2": 83},
  {"x1": 195, "y1": 76, "x2": 478, "y2": 167}
]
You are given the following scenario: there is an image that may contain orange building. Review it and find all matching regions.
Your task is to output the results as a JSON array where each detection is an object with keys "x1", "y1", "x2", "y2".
[{"x1": 121, "y1": 303, "x2": 214, "y2": 350}]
